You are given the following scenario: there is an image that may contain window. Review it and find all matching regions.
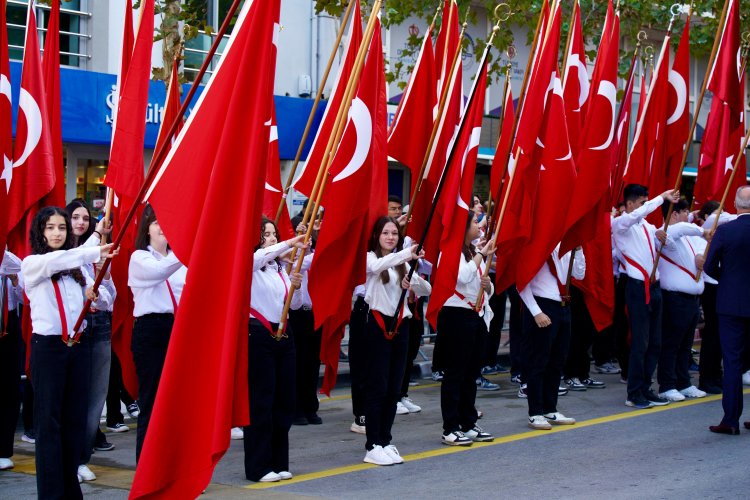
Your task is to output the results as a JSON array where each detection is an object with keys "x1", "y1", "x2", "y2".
[{"x1": 183, "y1": 0, "x2": 236, "y2": 83}]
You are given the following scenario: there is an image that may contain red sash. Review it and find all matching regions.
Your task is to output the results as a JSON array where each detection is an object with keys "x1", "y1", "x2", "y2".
[
  {"x1": 372, "y1": 302, "x2": 406, "y2": 340},
  {"x1": 621, "y1": 226, "x2": 656, "y2": 304},
  {"x1": 454, "y1": 265, "x2": 485, "y2": 310},
  {"x1": 165, "y1": 280, "x2": 178, "y2": 313},
  {"x1": 52, "y1": 279, "x2": 83, "y2": 347},
  {"x1": 546, "y1": 256, "x2": 570, "y2": 305},
  {"x1": 249, "y1": 271, "x2": 289, "y2": 338},
  {"x1": 661, "y1": 238, "x2": 698, "y2": 281}
]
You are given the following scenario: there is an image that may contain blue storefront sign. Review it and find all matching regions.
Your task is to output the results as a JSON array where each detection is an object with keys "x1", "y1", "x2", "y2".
[{"x1": 8, "y1": 61, "x2": 324, "y2": 160}]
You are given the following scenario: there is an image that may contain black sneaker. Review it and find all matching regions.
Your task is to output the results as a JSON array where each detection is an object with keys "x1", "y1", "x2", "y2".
[
  {"x1": 306, "y1": 413, "x2": 323, "y2": 425},
  {"x1": 93, "y1": 440, "x2": 115, "y2": 451},
  {"x1": 581, "y1": 378, "x2": 606, "y2": 389},
  {"x1": 292, "y1": 415, "x2": 309, "y2": 426},
  {"x1": 625, "y1": 397, "x2": 654, "y2": 409},
  {"x1": 644, "y1": 390, "x2": 670, "y2": 406}
]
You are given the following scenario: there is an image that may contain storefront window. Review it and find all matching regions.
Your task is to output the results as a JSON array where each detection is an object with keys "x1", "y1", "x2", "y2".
[{"x1": 76, "y1": 159, "x2": 108, "y2": 214}]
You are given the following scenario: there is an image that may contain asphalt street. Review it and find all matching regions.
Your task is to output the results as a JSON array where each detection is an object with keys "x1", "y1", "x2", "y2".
[{"x1": 2, "y1": 369, "x2": 749, "y2": 499}]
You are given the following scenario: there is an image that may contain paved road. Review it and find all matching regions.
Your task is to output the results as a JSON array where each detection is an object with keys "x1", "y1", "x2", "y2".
[{"x1": 2, "y1": 371, "x2": 749, "y2": 499}]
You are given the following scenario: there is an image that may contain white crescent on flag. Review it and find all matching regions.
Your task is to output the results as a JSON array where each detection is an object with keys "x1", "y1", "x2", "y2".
[
  {"x1": 565, "y1": 54, "x2": 590, "y2": 109},
  {"x1": 333, "y1": 97, "x2": 371, "y2": 183},
  {"x1": 667, "y1": 69, "x2": 686, "y2": 125},
  {"x1": 0, "y1": 74, "x2": 12, "y2": 190},
  {"x1": 590, "y1": 80, "x2": 617, "y2": 151},
  {"x1": 4, "y1": 88, "x2": 43, "y2": 192},
  {"x1": 457, "y1": 127, "x2": 482, "y2": 210}
]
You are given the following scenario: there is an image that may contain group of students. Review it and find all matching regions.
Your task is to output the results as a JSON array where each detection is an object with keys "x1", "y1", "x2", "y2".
[{"x1": 0, "y1": 181, "x2": 747, "y2": 494}]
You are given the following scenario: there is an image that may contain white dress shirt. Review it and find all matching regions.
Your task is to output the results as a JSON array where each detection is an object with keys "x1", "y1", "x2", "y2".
[
  {"x1": 22, "y1": 246, "x2": 113, "y2": 336},
  {"x1": 291, "y1": 252, "x2": 313, "y2": 310},
  {"x1": 251, "y1": 242, "x2": 302, "y2": 323},
  {"x1": 79, "y1": 234, "x2": 117, "y2": 312},
  {"x1": 128, "y1": 247, "x2": 186, "y2": 317},
  {"x1": 365, "y1": 248, "x2": 431, "y2": 318},
  {"x1": 1, "y1": 251, "x2": 24, "y2": 315},
  {"x1": 612, "y1": 196, "x2": 665, "y2": 282},
  {"x1": 658, "y1": 222, "x2": 705, "y2": 295},
  {"x1": 443, "y1": 253, "x2": 494, "y2": 328},
  {"x1": 519, "y1": 246, "x2": 585, "y2": 317}
]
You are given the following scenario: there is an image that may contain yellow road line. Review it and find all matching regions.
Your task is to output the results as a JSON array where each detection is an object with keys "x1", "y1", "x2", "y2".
[{"x1": 247, "y1": 389, "x2": 748, "y2": 490}]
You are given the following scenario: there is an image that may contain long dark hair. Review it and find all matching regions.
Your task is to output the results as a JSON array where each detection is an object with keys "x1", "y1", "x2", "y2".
[
  {"x1": 368, "y1": 216, "x2": 406, "y2": 284},
  {"x1": 65, "y1": 198, "x2": 95, "y2": 247},
  {"x1": 256, "y1": 217, "x2": 282, "y2": 272},
  {"x1": 134, "y1": 204, "x2": 166, "y2": 251},
  {"x1": 30, "y1": 206, "x2": 86, "y2": 286},
  {"x1": 462, "y1": 211, "x2": 477, "y2": 261}
]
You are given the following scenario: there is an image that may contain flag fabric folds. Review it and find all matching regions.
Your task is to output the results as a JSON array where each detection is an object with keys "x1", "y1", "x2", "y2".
[
  {"x1": 262, "y1": 102, "x2": 294, "y2": 239},
  {"x1": 132, "y1": 1, "x2": 280, "y2": 497},
  {"x1": 663, "y1": 21, "x2": 691, "y2": 193},
  {"x1": 489, "y1": 83, "x2": 514, "y2": 203},
  {"x1": 40, "y1": 0, "x2": 64, "y2": 208},
  {"x1": 0, "y1": 0, "x2": 12, "y2": 253},
  {"x1": 562, "y1": 0, "x2": 589, "y2": 157},
  {"x1": 153, "y1": 55, "x2": 183, "y2": 157}
]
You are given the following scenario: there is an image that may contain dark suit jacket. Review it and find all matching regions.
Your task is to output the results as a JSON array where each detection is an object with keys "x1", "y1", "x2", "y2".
[{"x1": 704, "y1": 214, "x2": 750, "y2": 317}]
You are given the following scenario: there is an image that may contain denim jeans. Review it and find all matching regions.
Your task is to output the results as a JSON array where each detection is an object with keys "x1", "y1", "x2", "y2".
[{"x1": 80, "y1": 310, "x2": 112, "y2": 465}]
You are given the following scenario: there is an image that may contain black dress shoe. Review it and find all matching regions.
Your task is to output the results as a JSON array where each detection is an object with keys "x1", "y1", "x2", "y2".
[
  {"x1": 306, "y1": 413, "x2": 323, "y2": 425},
  {"x1": 744, "y1": 421, "x2": 750, "y2": 430},
  {"x1": 699, "y1": 383, "x2": 722, "y2": 395},
  {"x1": 709, "y1": 423, "x2": 740, "y2": 435},
  {"x1": 292, "y1": 416, "x2": 308, "y2": 426}
]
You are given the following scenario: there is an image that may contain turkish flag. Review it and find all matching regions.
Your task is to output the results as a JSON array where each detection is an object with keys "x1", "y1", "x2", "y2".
[
  {"x1": 489, "y1": 83, "x2": 514, "y2": 202},
  {"x1": 560, "y1": 12, "x2": 619, "y2": 255},
  {"x1": 589, "y1": 0, "x2": 614, "y2": 86},
  {"x1": 0, "y1": 0, "x2": 12, "y2": 252},
  {"x1": 309, "y1": 21, "x2": 388, "y2": 394},
  {"x1": 40, "y1": 0, "x2": 64, "y2": 207},
  {"x1": 262, "y1": 101, "x2": 294, "y2": 239},
  {"x1": 5, "y1": 3, "x2": 55, "y2": 259},
  {"x1": 562, "y1": 0, "x2": 589, "y2": 157},
  {"x1": 663, "y1": 21, "x2": 691, "y2": 194},
  {"x1": 434, "y1": 0, "x2": 460, "y2": 93},
  {"x1": 153, "y1": 56, "x2": 183, "y2": 157},
  {"x1": 494, "y1": 1, "x2": 562, "y2": 293},
  {"x1": 708, "y1": 0, "x2": 742, "y2": 112},
  {"x1": 131, "y1": 1, "x2": 279, "y2": 497},
  {"x1": 515, "y1": 74, "x2": 577, "y2": 291},
  {"x1": 425, "y1": 63, "x2": 487, "y2": 328},
  {"x1": 387, "y1": 24, "x2": 436, "y2": 186},
  {"x1": 610, "y1": 52, "x2": 637, "y2": 207},
  {"x1": 105, "y1": 0, "x2": 154, "y2": 200},
  {"x1": 293, "y1": 2, "x2": 361, "y2": 197}
]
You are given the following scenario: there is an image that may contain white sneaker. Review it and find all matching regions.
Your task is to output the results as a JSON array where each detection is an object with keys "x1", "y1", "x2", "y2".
[
  {"x1": 106, "y1": 423, "x2": 129, "y2": 433},
  {"x1": 77, "y1": 464, "x2": 96, "y2": 482},
  {"x1": 258, "y1": 471, "x2": 281, "y2": 482},
  {"x1": 277, "y1": 471, "x2": 293, "y2": 480},
  {"x1": 528, "y1": 415, "x2": 552, "y2": 430},
  {"x1": 395, "y1": 401, "x2": 409, "y2": 415},
  {"x1": 383, "y1": 444, "x2": 404, "y2": 464},
  {"x1": 230, "y1": 427, "x2": 244, "y2": 440},
  {"x1": 658, "y1": 389, "x2": 686, "y2": 402},
  {"x1": 679, "y1": 385, "x2": 707, "y2": 399},
  {"x1": 399, "y1": 397, "x2": 421, "y2": 413},
  {"x1": 21, "y1": 433, "x2": 35, "y2": 444},
  {"x1": 743, "y1": 370, "x2": 750, "y2": 386},
  {"x1": 350, "y1": 417, "x2": 366, "y2": 435},
  {"x1": 0, "y1": 458, "x2": 13, "y2": 470},
  {"x1": 363, "y1": 445, "x2": 394, "y2": 466},
  {"x1": 441, "y1": 430, "x2": 472, "y2": 446},
  {"x1": 543, "y1": 412, "x2": 576, "y2": 425}
]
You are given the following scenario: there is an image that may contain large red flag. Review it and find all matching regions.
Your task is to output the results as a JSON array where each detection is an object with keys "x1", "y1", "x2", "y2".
[
  {"x1": 489, "y1": 83, "x2": 514, "y2": 202},
  {"x1": 590, "y1": 0, "x2": 614, "y2": 86},
  {"x1": 262, "y1": 102, "x2": 294, "y2": 238},
  {"x1": 663, "y1": 21, "x2": 691, "y2": 193},
  {"x1": 515, "y1": 74, "x2": 578, "y2": 291},
  {"x1": 562, "y1": 0, "x2": 589, "y2": 156},
  {"x1": 40, "y1": 0, "x2": 64, "y2": 207},
  {"x1": 105, "y1": 0, "x2": 154, "y2": 201},
  {"x1": 5, "y1": 2, "x2": 55, "y2": 259},
  {"x1": 133, "y1": 0, "x2": 279, "y2": 497},
  {"x1": 387, "y1": 23, "x2": 436, "y2": 184},
  {"x1": 573, "y1": 211, "x2": 615, "y2": 331},
  {"x1": 153, "y1": 55, "x2": 182, "y2": 157},
  {"x1": 309, "y1": 22, "x2": 388, "y2": 394},
  {"x1": 425, "y1": 63, "x2": 487, "y2": 328},
  {"x1": 293, "y1": 2, "x2": 361, "y2": 197},
  {"x1": 434, "y1": 0, "x2": 459, "y2": 93},
  {"x1": 0, "y1": 0, "x2": 11, "y2": 252},
  {"x1": 695, "y1": 0, "x2": 745, "y2": 212},
  {"x1": 560, "y1": 12, "x2": 619, "y2": 255},
  {"x1": 493, "y1": 1, "x2": 562, "y2": 293},
  {"x1": 610, "y1": 51, "x2": 637, "y2": 207}
]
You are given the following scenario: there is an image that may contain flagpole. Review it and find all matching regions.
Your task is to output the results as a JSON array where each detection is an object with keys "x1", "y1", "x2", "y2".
[
  {"x1": 276, "y1": 1, "x2": 384, "y2": 337},
  {"x1": 560, "y1": 0, "x2": 577, "y2": 83},
  {"x1": 651, "y1": 3, "x2": 724, "y2": 282},
  {"x1": 70, "y1": 0, "x2": 246, "y2": 335},
  {"x1": 696, "y1": 110, "x2": 750, "y2": 282},
  {"x1": 401, "y1": 12, "x2": 469, "y2": 229},
  {"x1": 389, "y1": 5, "x2": 509, "y2": 322},
  {"x1": 486, "y1": 63, "x2": 512, "y2": 224},
  {"x1": 273, "y1": 0, "x2": 356, "y2": 226}
]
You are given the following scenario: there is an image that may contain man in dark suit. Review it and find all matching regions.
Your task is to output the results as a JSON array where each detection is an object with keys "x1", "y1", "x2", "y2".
[{"x1": 704, "y1": 185, "x2": 750, "y2": 435}]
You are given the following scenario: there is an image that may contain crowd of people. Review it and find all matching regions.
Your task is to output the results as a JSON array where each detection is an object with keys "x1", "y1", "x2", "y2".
[{"x1": 0, "y1": 183, "x2": 748, "y2": 496}]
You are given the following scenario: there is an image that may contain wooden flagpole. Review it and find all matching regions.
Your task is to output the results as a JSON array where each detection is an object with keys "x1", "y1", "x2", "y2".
[
  {"x1": 273, "y1": 0, "x2": 356, "y2": 226},
  {"x1": 485, "y1": 63, "x2": 512, "y2": 223},
  {"x1": 276, "y1": 0, "x2": 384, "y2": 337},
  {"x1": 560, "y1": 0, "x2": 578, "y2": 83}
]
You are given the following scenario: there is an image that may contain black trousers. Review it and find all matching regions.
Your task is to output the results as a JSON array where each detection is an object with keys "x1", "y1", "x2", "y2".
[
  {"x1": 131, "y1": 313, "x2": 173, "y2": 463},
  {"x1": 592, "y1": 275, "x2": 617, "y2": 365},
  {"x1": 0, "y1": 312, "x2": 21, "y2": 458},
  {"x1": 438, "y1": 307, "x2": 484, "y2": 433},
  {"x1": 613, "y1": 275, "x2": 630, "y2": 378},
  {"x1": 31, "y1": 334, "x2": 91, "y2": 500},
  {"x1": 699, "y1": 283, "x2": 723, "y2": 388},
  {"x1": 625, "y1": 278, "x2": 663, "y2": 401},
  {"x1": 348, "y1": 296, "x2": 368, "y2": 419},
  {"x1": 564, "y1": 286, "x2": 595, "y2": 380},
  {"x1": 105, "y1": 349, "x2": 135, "y2": 427},
  {"x1": 244, "y1": 319, "x2": 295, "y2": 481},
  {"x1": 507, "y1": 287, "x2": 525, "y2": 378},
  {"x1": 364, "y1": 312, "x2": 409, "y2": 450},
  {"x1": 484, "y1": 286, "x2": 508, "y2": 368},
  {"x1": 522, "y1": 297, "x2": 571, "y2": 417},
  {"x1": 289, "y1": 308, "x2": 321, "y2": 416},
  {"x1": 657, "y1": 291, "x2": 700, "y2": 392},
  {"x1": 400, "y1": 297, "x2": 425, "y2": 398},
  {"x1": 718, "y1": 315, "x2": 750, "y2": 428}
]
